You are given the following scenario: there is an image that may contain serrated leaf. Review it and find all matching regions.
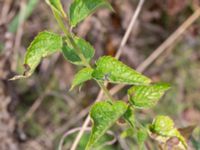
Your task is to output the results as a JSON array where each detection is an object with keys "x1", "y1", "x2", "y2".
[
  {"x1": 123, "y1": 106, "x2": 135, "y2": 128},
  {"x1": 69, "y1": 0, "x2": 113, "y2": 27},
  {"x1": 62, "y1": 36, "x2": 94, "y2": 65},
  {"x1": 149, "y1": 115, "x2": 187, "y2": 149},
  {"x1": 45, "y1": 0, "x2": 67, "y2": 18},
  {"x1": 128, "y1": 83, "x2": 170, "y2": 109},
  {"x1": 92, "y1": 56, "x2": 151, "y2": 85},
  {"x1": 70, "y1": 67, "x2": 93, "y2": 90},
  {"x1": 10, "y1": 31, "x2": 62, "y2": 80},
  {"x1": 86, "y1": 101, "x2": 128, "y2": 149}
]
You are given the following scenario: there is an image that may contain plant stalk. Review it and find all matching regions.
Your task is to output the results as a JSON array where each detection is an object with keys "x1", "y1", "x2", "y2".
[{"x1": 53, "y1": 9, "x2": 114, "y2": 101}]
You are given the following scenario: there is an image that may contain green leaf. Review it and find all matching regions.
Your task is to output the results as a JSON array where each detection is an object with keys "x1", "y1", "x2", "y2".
[
  {"x1": 149, "y1": 115, "x2": 187, "y2": 149},
  {"x1": 128, "y1": 83, "x2": 170, "y2": 109},
  {"x1": 62, "y1": 36, "x2": 94, "y2": 65},
  {"x1": 123, "y1": 106, "x2": 135, "y2": 128},
  {"x1": 11, "y1": 31, "x2": 62, "y2": 80},
  {"x1": 45, "y1": 0, "x2": 67, "y2": 18},
  {"x1": 86, "y1": 101, "x2": 128, "y2": 149},
  {"x1": 137, "y1": 128, "x2": 148, "y2": 150},
  {"x1": 120, "y1": 128, "x2": 134, "y2": 138},
  {"x1": 69, "y1": 0, "x2": 112, "y2": 27},
  {"x1": 92, "y1": 56, "x2": 151, "y2": 85},
  {"x1": 70, "y1": 67, "x2": 93, "y2": 90}
]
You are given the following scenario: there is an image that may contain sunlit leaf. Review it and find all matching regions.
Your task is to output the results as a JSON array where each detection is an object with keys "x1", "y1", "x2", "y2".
[
  {"x1": 128, "y1": 83, "x2": 170, "y2": 109},
  {"x1": 86, "y1": 101, "x2": 127, "y2": 149},
  {"x1": 62, "y1": 36, "x2": 94, "y2": 65},
  {"x1": 149, "y1": 115, "x2": 187, "y2": 150},
  {"x1": 70, "y1": 67, "x2": 93, "y2": 90},
  {"x1": 11, "y1": 31, "x2": 62, "y2": 80},
  {"x1": 92, "y1": 56, "x2": 151, "y2": 85},
  {"x1": 45, "y1": 0, "x2": 67, "y2": 18},
  {"x1": 69, "y1": 0, "x2": 112, "y2": 27}
]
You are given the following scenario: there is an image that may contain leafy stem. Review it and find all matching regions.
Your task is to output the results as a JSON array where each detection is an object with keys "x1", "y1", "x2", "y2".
[
  {"x1": 53, "y1": 9, "x2": 115, "y2": 101},
  {"x1": 97, "y1": 81, "x2": 115, "y2": 101}
]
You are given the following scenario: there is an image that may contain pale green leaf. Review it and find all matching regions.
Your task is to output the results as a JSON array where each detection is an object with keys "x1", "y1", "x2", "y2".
[
  {"x1": 86, "y1": 101, "x2": 128, "y2": 149},
  {"x1": 92, "y1": 56, "x2": 151, "y2": 85},
  {"x1": 137, "y1": 128, "x2": 148, "y2": 150},
  {"x1": 10, "y1": 31, "x2": 62, "y2": 80},
  {"x1": 128, "y1": 83, "x2": 170, "y2": 109},
  {"x1": 45, "y1": 0, "x2": 67, "y2": 18},
  {"x1": 69, "y1": 0, "x2": 112, "y2": 27},
  {"x1": 149, "y1": 115, "x2": 187, "y2": 149},
  {"x1": 123, "y1": 106, "x2": 135, "y2": 128},
  {"x1": 62, "y1": 36, "x2": 94, "y2": 65},
  {"x1": 70, "y1": 67, "x2": 93, "y2": 90},
  {"x1": 120, "y1": 128, "x2": 134, "y2": 138}
]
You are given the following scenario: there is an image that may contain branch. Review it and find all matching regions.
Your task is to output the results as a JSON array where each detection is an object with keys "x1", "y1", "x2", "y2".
[{"x1": 70, "y1": 0, "x2": 146, "y2": 149}]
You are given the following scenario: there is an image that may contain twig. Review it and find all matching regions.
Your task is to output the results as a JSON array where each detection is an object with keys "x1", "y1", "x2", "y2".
[
  {"x1": 71, "y1": 6, "x2": 200, "y2": 150},
  {"x1": 110, "y1": 6, "x2": 200, "y2": 96},
  {"x1": 59, "y1": 127, "x2": 116, "y2": 150},
  {"x1": 70, "y1": 0, "x2": 146, "y2": 149},
  {"x1": 12, "y1": 0, "x2": 27, "y2": 70},
  {"x1": 115, "y1": 0, "x2": 145, "y2": 59},
  {"x1": 0, "y1": 0, "x2": 11, "y2": 25}
]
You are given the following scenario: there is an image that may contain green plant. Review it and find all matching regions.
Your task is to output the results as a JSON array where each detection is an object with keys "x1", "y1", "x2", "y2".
[{"x1": 11, "y1": 0, "x2": 189, "y2": 149}]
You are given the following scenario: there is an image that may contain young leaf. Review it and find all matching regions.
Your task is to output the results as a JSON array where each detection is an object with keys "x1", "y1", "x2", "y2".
[
  {"x1": 11, "y1": 31, "x2": 62, "y2": 80},
  {"x1": 69, "y1": 0, "x2": 112, "y2": 27},
  {"x1": 128, "y1": 83, "x2": 170, "y2": 109},
  {"x1": 92, "y1": 56, "x2": 151, "y2": 85},
  {"x1": 62, "y1": 36, "x2": 94, "y2": 65},
  {"x1": 149, "y1": 115, "x2": 187, "y2": 149},
  {"x1": 45, "y1": 0, "x2": 67, "y2": 18},
  {"x1": 70, "y1": 67, "x2": 93, "y2": 90},
  {"x1": 123, "y1": 106, "x2": 135, "y2": 128},
  {"x1": 86, "y1": 101, "x2": 128, "y2": 149}
]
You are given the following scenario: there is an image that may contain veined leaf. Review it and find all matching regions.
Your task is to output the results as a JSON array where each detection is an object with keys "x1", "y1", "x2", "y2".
[
  {"x1": 62, "y1": 36, "x2": 94, "y2": 65},
  {"x1": 11, "y1": 31, "x2": 62, "y2": 80},
  {"x1": 92, "y1": 56, "x2": 151, "y2": 85},
  {"x1": 149, "y1": 115, "x2": 187, "y2": 149},
  {"x1": 70, "y1": 67, "x2": 93, "y2": 90},
  {"x1": 45, "y1": 0, "x2": 67, "y2": 18},
  {"x1": 128, "y1": 83, "x2": 170, "y2": 109},
  {"x1": 86, "y1": 101, "x2": 128, "y2": 149},
  {"x1": 69, "y1": 0, "x2": 112, "y2": 27}
]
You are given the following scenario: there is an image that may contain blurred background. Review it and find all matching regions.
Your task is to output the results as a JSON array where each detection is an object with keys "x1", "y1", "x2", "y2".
[{"x1": 0, "y1": 0, "x2": 200, "y2": 149}]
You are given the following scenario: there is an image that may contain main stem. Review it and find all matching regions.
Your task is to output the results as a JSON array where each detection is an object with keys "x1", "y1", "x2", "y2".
[{"x1": 53, "y1": 9, "x2": 115, "y2": 106}]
